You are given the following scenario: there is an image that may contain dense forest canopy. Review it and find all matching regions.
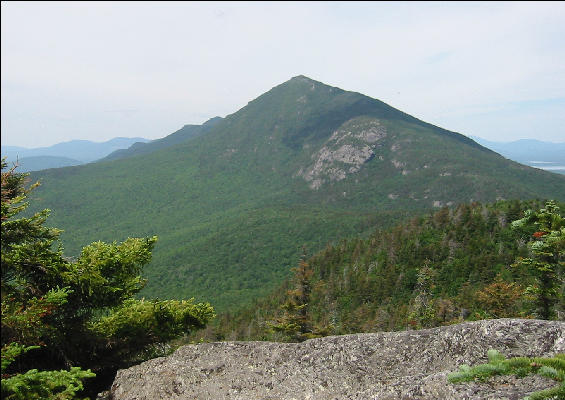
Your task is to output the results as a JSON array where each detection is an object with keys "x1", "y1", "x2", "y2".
[{"x1": 206, "y1": 199, "x2": 564, "y2": 342}]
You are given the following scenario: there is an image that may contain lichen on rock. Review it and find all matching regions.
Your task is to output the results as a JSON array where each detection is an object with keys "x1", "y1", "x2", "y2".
[{"x1": 109, "y1": 319, "x2": 564, "y2": 400}]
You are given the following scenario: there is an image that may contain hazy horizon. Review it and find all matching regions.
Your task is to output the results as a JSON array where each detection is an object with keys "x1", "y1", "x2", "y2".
[{"x1": 2, "y1": 131, "x2": 564, "y2": 152}]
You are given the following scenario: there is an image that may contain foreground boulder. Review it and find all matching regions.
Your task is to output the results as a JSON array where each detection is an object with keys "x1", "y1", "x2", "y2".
[{"x1": 109, "y1": 319, "x2": 564, "y2": 399}]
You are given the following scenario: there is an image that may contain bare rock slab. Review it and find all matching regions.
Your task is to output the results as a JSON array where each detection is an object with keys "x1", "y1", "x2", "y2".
[{"x1": 109, "y1": 319, "x2": 564, "y2": 400}]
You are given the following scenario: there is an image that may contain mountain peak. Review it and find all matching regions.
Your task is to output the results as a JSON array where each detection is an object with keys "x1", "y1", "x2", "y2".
[
  {"x1": 282, "y1": 75, "x2": 332, "y2": 90},
  {"x1": 290, "y1": 74, "x2": 316, "y2": 82}
]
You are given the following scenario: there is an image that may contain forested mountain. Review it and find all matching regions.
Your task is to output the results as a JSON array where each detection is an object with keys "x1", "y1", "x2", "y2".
[
  {"x1": 11, "y1": 155, "x2": 83, "y2": 172},
  {"x1": 26, "y1": 76, "x2": 565, "y2": 311},
  {"x1": 208, "y1": 199, "x2": 563, "y2": 341}
]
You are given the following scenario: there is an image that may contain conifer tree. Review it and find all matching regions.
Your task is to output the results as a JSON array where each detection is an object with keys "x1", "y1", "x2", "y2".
[
  {"x1": 268, "y1": 260, "x2": 312, "y2": 341},
  {"x1": 268, "y1": 250, "x2": 326, "y2": 342},
  {"x1": 1, "y1": 160, "x2": 215, "y2": 399},
  {"x1": 1, "y1": 160, "x2": 95, "y2": 399},
  {"x1": 511, "y1": 200, "x2": 564, "y2": 320},
  {"x1": 407, "y1": 262, "x2": 437, "y2": 328}
]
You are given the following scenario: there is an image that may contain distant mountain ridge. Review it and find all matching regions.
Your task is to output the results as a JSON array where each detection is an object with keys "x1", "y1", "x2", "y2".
[
  {"x1": 11, "y1": 156, "x2": 83, "y2": 172},
  {"x1": 27, "y1": 75, "x2": 565, "y2": 311},
  {"x1": 2, "y1": 137, "x2": 150, "y2": 170},
  {"x1": 101, "y1": 117, "x2": 222, "y2": 162}
]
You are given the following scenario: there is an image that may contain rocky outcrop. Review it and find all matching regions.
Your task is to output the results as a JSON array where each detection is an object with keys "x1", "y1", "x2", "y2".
[
  {"x1": 109, "y1": 319, "x2": 564, "y2": 400},
  {"x1": 297, "y1": 117, "x2": 387, "y2": 189}
]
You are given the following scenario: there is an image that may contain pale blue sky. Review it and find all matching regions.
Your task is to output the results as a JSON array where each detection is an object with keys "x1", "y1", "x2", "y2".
[{"x1": 2, "y1": 1, "x2": 564, "y2": 147}]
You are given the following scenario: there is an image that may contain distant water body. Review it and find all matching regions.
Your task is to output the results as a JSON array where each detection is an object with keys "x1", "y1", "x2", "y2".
[{"x1": 528, "y1": 161, "x2": 565, "y2": 174}]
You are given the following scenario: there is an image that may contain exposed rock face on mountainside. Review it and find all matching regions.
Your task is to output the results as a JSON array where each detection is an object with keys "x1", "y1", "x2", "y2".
[
  {"x1": 297, "y1": 117, "x2": 387, "y2": 189},
  {"x1": 109, "y1": 319, "x2": 564, "y2": 400}
]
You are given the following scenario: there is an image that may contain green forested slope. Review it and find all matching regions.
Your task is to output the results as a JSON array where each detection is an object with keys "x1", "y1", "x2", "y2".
[
  {"x1": 26, "y1": 76, "x2": 565, "y2": 311},
  {"x1": 209, "y1": 199, "x2": 563, "y2": 341}
]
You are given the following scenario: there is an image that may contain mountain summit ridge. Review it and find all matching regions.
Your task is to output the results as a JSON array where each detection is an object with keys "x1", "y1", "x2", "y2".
[{"x1": 267, "y1": 75, "x2": 484, "y2": 150}]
